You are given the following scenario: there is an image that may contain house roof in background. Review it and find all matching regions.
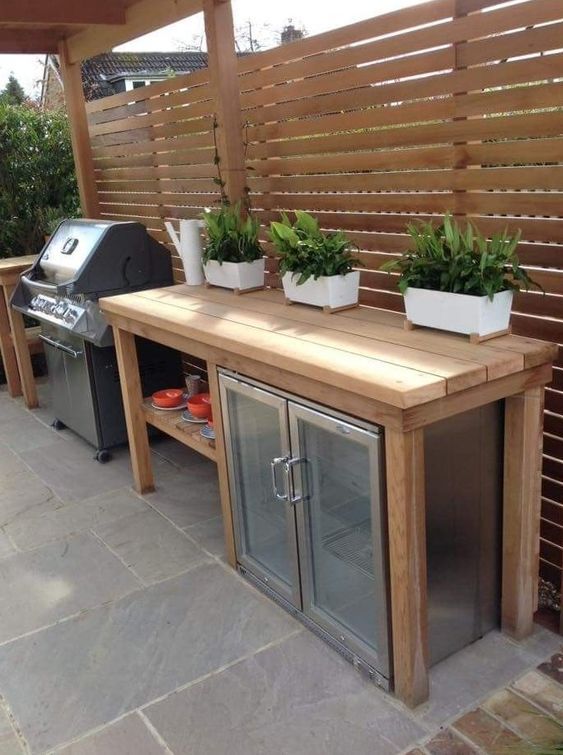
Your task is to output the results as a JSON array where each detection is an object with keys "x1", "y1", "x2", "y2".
[{"x1": 52, "y1": 51, "x2": 208, "y2": 100}]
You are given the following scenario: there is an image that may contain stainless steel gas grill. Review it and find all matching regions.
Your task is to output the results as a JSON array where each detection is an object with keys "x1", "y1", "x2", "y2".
[{"x1": 12, "y1": 219, "x2": 182, "y2": 461}]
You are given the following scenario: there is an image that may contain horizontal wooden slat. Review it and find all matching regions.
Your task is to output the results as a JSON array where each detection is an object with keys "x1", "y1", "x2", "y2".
[
  {"x1": 96, "y1": 178, "x2": 218, "y2": 194},
  {"x1": 85, "y1": 67, "x2": 210, "y2": 113},
  {"x1": 246, "y1": 83, "x2": 563, "y2": 147},
  {"x1": 249, "y1": 167, "x2": 563, "y2": 193},
  {"x1": 88, "y1": 85, "x2": 213, "y2": 127},
  {"x1": 247, "y1": 111, "x2": 563, "y2": 161},
  {"x1": 91, "y1": 123, "x2": 215, "y2": 150}
]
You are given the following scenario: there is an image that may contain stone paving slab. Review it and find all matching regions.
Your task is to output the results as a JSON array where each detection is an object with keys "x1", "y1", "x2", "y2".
[
  {"x1": 144, "y1": 463, "x2": 221, "y2": 528},
  {"x1": 93, "y1": 508, "x2": 210, "y2": 585},
  {"x1": 0, "y1": 532, "x2": 139, "y2": 644},
  {"x1": 0, "y1": 461, "x2": 60, "y2": 529},
  {"x1": 19, "y1": 438, "x2": 138, "y2": 504},
  {"x1": 0, "y1": 412, "x2": 63, "y2": 454},
  {"x1": 420, "y1": 629, "x2": 559, "y2": 727},
  {"x1": 484, "y1": 687, "x2": 563, "y2": 745},
  {"x1": 451, "y1": 707, "x2": 522, "y2": 751},
  {"x1": 0, "y1": 705, "x2": 23, "y2": 755},
  {"x1": 54, "y1": 714, "x2": 167, "y2": 755},
  {"x1": 0, "y1": 563, "x2": 297, "y2": 753},
  {"x1": 0, "y1": 531, "x2": 14, "y2": 560},
  {"x1": 424, "y1": 728, "x2": 478, "y2": 754},
  {"x1": 4, "y1": 488, "x2": 147, "y2": 551},
  {"x1": 184, "y1": 515, "x2": 226, "y2": 559},
  {"x1": 144, "y1": 631, "x2": 426, "y2": 755},
  {"x1": 512, "y1": 670, "x2": 563, "y2": 721}
]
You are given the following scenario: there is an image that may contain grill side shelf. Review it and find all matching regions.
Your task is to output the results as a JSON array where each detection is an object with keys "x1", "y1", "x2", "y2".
[{"x1": 142, "y1": 399, "x2": 217, "y2": 463}]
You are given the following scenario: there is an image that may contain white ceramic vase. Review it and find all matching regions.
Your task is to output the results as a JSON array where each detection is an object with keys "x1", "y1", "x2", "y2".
[
  {"x1": 403, "y1": 287, "x2": 514, "y2": 337},
  {"x1": 203, "y1": 258, "x2": 265, "y2": 291},
  {"x1": 281, "y1": 270, "x2": 360, "y2": 310}
]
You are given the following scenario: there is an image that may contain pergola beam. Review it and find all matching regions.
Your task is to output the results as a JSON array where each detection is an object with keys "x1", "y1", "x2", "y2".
[
  {"x1": 65, "y1": 0, "x2": 202, "y2": 63},
  {"x1": 1, "y1": 1, "x2": 126, "y2": 25},
  {"x1": 58, "y1": 40, "x2": 101, "y2": 219},
  {"x1": 0, "y1": 30, "x2": 59, "y2": 53},
  {"x1": 203, "y1": 0, "x2": 246, "y2": 205}
]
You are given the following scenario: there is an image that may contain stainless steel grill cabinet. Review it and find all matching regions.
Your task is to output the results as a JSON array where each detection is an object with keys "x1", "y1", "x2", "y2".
[{"x1": 11, "y1": 219, "x2": 182, "y2": 460}]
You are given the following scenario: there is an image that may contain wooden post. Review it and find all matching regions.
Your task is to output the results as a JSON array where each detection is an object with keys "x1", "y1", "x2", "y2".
[
  {"x1": 4, "y1": 283, "x2": 38, "y2": 409},
  {"x1": 113, "y1": 328, "x2": 155, "y2": 494},
  {"x1": 385, "y1": 428, "x2": 429, "y2": 708},
  {"x1": 58, "y1": 40, "x2": 100, "y2": 218},
  {"x1": 0, "y1": 285, "x2": 22, "y2": 398},
  {"x1": 203, "y1": 0, "x2": 247, "y2": 204},
  {"x1": 502, "y1": 387, "x2": 545, "y2": 639}
]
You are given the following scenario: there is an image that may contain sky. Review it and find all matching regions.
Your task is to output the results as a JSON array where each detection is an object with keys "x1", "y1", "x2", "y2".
[{"x1": 0, "y1": 0, "x2": 428, "y2": 99}]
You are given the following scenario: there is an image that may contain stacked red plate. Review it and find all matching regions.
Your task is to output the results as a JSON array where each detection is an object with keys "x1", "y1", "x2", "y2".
[{"x1": 152, "y1": 389, "x2": 185, "y2": 410}]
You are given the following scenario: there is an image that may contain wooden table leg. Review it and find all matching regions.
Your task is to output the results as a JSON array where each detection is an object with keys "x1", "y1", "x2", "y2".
[
  {"x1": 386, "y1": 428, "x2": 429, "y2": 708},
  {"x1": 5, "y1": 284, "x2": 38, "y2": 409},
  {"x1": 0, "y1": 286, "x2": 22, "y2": 397},
  {"x1": 113, "y1": 327, "x2": 154, "y2": 494},
  {"x1": 502, "y1": 387, "x2": 544, "y2": 640},
  {"x1": 207, "y1": 361, "x2": 236, "y2": 568}
]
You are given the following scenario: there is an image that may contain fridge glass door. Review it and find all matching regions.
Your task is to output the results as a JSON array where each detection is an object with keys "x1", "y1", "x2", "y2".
[
  {"x1": 219, "y1": 374, "x2": 300, "y2": 607},
  {"x1": 289, "y1": 402, "x2": 389, "y2": 675}
]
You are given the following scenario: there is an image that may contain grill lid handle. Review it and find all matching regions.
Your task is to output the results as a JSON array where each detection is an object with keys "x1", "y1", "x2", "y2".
[{"x1": 61, "y1": 237, "x2": 79, "y2": 255}]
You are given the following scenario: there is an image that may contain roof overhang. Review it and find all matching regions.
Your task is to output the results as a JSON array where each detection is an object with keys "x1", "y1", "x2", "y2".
[{"x1": 0, "y1": 0, "x2": 203, "y2": 61}]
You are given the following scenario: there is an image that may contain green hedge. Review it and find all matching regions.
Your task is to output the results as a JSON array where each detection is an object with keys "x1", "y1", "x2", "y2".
[{"x1": 0, "y1": 103, "x2": 80, "y2": 258}]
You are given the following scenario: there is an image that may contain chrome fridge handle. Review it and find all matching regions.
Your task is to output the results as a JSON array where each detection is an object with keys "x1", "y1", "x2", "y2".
[
  {"x1": 270, "y1": 456, "x2": 289, "y2": 501},
  {"x1": 286, "y1": 457, "x2": 306, "y2": 505}
]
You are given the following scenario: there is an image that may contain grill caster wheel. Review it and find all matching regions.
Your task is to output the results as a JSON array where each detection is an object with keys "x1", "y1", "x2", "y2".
[
  {"x1": 95, "y1": 450, "x2": 111, "y2": 464},
  {"x1": 51, "y1": 419, "x2": 66, "y2": 431}
]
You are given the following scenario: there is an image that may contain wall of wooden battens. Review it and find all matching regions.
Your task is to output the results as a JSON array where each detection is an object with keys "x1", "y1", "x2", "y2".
[{"x1": 86, "y1": 0, "x2": 563, "y2": 604}]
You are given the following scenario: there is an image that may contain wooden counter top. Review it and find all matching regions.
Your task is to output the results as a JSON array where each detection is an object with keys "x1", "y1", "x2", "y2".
[
  {"x1": 100, "y1": 284, "x2": 557, "y2": 410},
  {"x1": 0, "y1": 255, "x2": 36, "y2": 284}
]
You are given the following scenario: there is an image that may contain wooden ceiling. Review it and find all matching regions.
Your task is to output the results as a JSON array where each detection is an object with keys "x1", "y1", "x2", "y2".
[{"x1": 0, "y1": 0, "x2": 203, "y2": 61}]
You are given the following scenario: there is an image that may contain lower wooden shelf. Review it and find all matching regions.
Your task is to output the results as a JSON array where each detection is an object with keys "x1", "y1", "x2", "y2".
[{"x1": 142, "y1": 399, "x2": 217, "y2": 463}]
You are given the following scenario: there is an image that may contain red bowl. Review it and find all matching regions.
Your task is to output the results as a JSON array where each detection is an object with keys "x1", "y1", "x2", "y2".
[
  {"x1": 187, "y1": 392, "x2": 212, "y2": 419},
  {"x1": 153, "y1": 388, "x2": 184, "y2": 408}
]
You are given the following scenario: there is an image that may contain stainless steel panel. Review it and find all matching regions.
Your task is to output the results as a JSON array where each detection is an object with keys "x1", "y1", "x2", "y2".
[
  {"x1": 425, "y1": 402, "x2": 503, "y2": 665},
  {"x1": 289, "y1": 402, "x2": 390, "y2": 678},
  {"x1": 219, "y1": 373, "x2": 301, "y2": 607},
  {"x1": 43, "y1": 326, "x2": 98, "y2": 447},
  {"x1": 40, "y1": 220, "x2": 116, "y2": 284}
]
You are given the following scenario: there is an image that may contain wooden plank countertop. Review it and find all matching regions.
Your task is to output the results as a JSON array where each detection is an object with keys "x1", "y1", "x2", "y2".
[
  {"x1": 0, "y1": 255, "x2": 36, "y2": 283},
  {"x1": 100, "y1": 284, "x2": 558, "y2": 411}
]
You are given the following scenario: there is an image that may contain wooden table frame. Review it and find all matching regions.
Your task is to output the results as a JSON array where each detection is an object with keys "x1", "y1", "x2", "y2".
[
  {"x1": 101, "y1": 286, "x2": 555, "y2": 709},
  {"x1": 0, "y1": 256, "x2": 39, "y2": 409}
]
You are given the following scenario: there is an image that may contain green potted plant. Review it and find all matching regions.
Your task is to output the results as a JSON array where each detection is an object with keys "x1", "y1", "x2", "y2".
[
  {"x1": 201, "y1": 203, "x2": 265, "y2": 292},
  {"x1": 381, "y1": 213, "x2": 538, "y2": 340},
  {"x1": 269, "y1": 211, "x2": 361, "y2": 312}
]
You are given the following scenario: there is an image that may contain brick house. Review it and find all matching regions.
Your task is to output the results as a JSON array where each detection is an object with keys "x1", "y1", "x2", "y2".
[{"x1": 40, "y1": 51, "x2": 208, "y2": 108}]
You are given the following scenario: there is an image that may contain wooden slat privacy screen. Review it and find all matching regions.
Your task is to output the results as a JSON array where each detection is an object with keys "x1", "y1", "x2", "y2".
[
  {"x1": 87, "y1": 67, "x2": 221, "y2": 282},
  {"x1": 86, "y1": 0, "x2": 563, "y2": 595}
]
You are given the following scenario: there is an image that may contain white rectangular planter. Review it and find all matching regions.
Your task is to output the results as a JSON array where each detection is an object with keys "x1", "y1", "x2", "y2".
[
  {"x1": 203, "y1": 258, "x2": 265, "y2": 292},
  {"x1": 282, "y1": 271, "x2": 360, "y2": 311},
  {"x1": 404, "y1": 287, "x2": 513, "y2": 337}
]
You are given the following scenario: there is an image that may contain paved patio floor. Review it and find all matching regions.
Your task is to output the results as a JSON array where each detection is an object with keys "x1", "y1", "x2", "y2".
[{"x1": 0, "y1": 378, "x2": 562, "y2": 754}]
